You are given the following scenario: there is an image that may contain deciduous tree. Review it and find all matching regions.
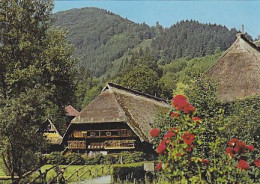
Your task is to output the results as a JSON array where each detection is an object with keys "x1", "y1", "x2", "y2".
[{"x1": 0, "y1": 0, "x2": 75, "y2": 183}]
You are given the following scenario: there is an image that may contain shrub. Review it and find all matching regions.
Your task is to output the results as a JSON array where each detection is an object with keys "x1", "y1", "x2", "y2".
[
  {"x1": 46, "y1": 152, "x2": 65, "y2": 165},
  {"x1": 119, "y1": 152, "x2": 145, "y2": 164},
  {"x1": 151, "y1": 94, "x2": 260, "y2": 183},
  {"x1": 65, "y1": 153, "x2": 84, "y2": 165},
  {"x1": 92, "y1": 153, "x2": 104, "y2": 164},
  {"x1": 112, "y1": 163, "x2": 145, "y2": 182},
  {"x1": 101, "y1": 154, "x2": 117, "y2": 165},
  {"x1": 84, "y1": 157, "x2": 96, "y2": 165}
]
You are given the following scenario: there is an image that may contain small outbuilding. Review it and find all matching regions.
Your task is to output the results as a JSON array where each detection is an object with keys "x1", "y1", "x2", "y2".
[{"x1": 40, "y1": 118, "x2": 63, "y2": 152}]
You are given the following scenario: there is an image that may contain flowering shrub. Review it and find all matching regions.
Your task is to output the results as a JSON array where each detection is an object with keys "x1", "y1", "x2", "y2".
[{"x1": 151, "y1": 94, "x2": 260, "y2": 183}]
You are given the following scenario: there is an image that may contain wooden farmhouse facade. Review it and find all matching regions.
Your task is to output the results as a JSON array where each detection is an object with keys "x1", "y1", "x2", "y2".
[{"x1": 62, "y1": 83, "x2": 170, "y2": 156}]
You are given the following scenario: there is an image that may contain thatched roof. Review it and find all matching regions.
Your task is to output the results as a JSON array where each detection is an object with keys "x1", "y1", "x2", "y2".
[
  {"x1": 42, "y1": 118, "x2": 63, "y2": 145},
  {"x1": 206, "y1": 33, "x2": 260, "y2": 102},
  {"x1": 254, "y1": 40, "x2": 260, "y2": 47},
  {"x1": 65, "y1": 105, "x2": 79, "y2": 117},
  {"x1": 70, "y1": 83, "x2": 170, "y2": 142}
]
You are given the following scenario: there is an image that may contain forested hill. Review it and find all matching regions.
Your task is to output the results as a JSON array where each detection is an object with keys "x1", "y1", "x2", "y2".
[
  {"x1": 52, "y1": 8, "x2": 154, "y2": 77},
  {"x1": 151, "y1": 20, "x2": 238, "y2": 64},
  {"x1": 52, "y1": 8, "x2": 242, "y2": 77}
]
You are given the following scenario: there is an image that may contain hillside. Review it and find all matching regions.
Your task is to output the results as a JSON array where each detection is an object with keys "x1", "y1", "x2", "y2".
[
  {"x1": 52, "y1": 8, "x2": 154, "y2": 77},
  {"x1": 151, "y1": 20, "x2": 238, "y2": 63},
  {"x1": 52, "y1": 8, "x2": 242, "y2": 78}
]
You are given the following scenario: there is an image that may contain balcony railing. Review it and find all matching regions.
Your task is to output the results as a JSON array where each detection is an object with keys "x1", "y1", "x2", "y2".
[
  {"x1": 68, "y1": 141, "x2": 86, "y2": 149},
  {"x1": 87, "y1": 140, "x2": 135, "y2": 150},
  {"x1": 71, "y1": 129, "x2": 134, "y2": 139}
]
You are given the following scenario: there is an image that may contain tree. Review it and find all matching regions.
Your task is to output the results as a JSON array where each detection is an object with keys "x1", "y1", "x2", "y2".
[
  {"x1": 0, "y1": 0, "x2": 75, "y2": 183},
  {"x1": 119, "y1": 65, "x2": 160, "y2": 96}
]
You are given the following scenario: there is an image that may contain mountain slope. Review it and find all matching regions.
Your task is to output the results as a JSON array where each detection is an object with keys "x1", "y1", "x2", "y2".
[
  {"x1": 151, "y1": 20, "x2": 239, "y2": 63},
  {"x1": 53, "y1": 8, "x2": 245, "y2": 78},
  {"x1": 52, "y1": 8, "x2": 154, "y2": 77}
]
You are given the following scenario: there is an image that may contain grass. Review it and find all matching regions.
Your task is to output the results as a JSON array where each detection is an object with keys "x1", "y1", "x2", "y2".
[
  {"x1": 0, "y1": 161, "x2": 148, "y2": 183},
  {"x1": 35, "y1": 164, "x2": 111, "y2": 183},
  {"x1": 34, "y1": 162, "x2": 147, "y2": 183},
  {"x1": 0, "y1": 157, "x2": 6, "y2": 176}
]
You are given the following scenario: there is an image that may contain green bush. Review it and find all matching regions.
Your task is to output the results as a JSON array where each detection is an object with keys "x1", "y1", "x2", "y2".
[
  {"x1": 101, "y1": 154, "x2": 117, "y2": 165},
  {"x1": 46, "y1": 152, "x2": 65, "y2": 165},
  {"x1": 65, "y1": 153, "x2": 84, "y2": 165},
  {"x1": 112, "y1": 163, "x2": 145, "y2": 182},
  {"x1": 83, "y1": 157, "x2": 96, "y2": 165},
  {"x1": 119, "y1": 152, "x2": 145, "y2": 164},
  {"x1": 92, "y1": 154, "x2": 104, "y2": 164}
]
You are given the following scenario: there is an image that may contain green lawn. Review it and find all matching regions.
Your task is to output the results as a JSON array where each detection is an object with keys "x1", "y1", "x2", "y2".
[
  {"x1": 0, "y1": 157, "x2": 6, "y2": 176},
  {"x1": 0, "y1": 161, "x2": 146, "y2": 183},
  {"x1": 38, "y1": 164, "x2": 111, "y2": 183}
]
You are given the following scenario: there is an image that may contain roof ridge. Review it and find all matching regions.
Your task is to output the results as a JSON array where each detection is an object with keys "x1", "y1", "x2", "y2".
[
  {"x1": 107, "y1": 83, "x2": 169, "y2": 104},
  {"x1": 238, "y1": 33, "x2": 260, "y2": 52}
]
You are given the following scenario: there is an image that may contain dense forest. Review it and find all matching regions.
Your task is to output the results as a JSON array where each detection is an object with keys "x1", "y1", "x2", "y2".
[
  {"x1": 52, "y1": 7, "x2": 250, "y2": 110},
  {"x1": 52, "y1": 8, "x2": 154, "y2": 77}
]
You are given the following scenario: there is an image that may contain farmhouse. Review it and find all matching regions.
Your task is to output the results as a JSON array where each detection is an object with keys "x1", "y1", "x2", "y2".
[
  {"x1": 62, "y1": 83, "x2": 170, "y2": 156},
  {"x1": 40, "y1": 118, "x2": 63, "y2": 152},
  {"x1": 206, "y1": 33, "x2": 260, "y2": 102}
]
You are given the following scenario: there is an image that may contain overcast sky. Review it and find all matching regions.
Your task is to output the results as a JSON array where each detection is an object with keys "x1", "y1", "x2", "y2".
[{"x1": 54, "y1": 1, "x2": 260, "y2": 39}]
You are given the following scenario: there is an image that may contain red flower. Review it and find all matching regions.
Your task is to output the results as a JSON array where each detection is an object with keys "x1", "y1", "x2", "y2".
[
  {"x1": 228, "y1": 138, "x2": 239, "y2": 147},
  {"x1": 157, "y1": 141, "x2": 166, "y2": 154},
  {"x1": 172, "y1": 127, "x2": 179, "y2": 132},
  {"x1": 201, "y1": 159, "x2": 210, "y2": 165},
  {"x1": 164, "y1": 130, "x2": 175, "y2": 139},
  {"x1": 155, "y1": 162, "x2": 163, "y2": 171},
  {"x1": 173, "y1": 95, "x2": 188, "y2": 108},
  {"x1": 150, "y1": 128, "x2": 160, "y2": 137},
  {"x1": 185, "y1": 144, "x2": 194, "y2": 152},
  {"x1": 192, "y1": 117, "x2": 202, "y2": 125},
  {"x1": 182, "y1": 132, "x2": 195, "y2": 146},
  {"x1": 254, "y1": 159, "x2": 260, "y2": 167},
  {"x1": 176, "y1": 153, "x2": 182, "y2": 157},
  {"x1": 170, "y1": 112, "x2": 179, "y2": 119},
  {"x1": 237, "y1": 160, "x2": 250, "y2": 170},
  {"x1": 234, "y1": 141, "x2": 247, "y2": 154},
  {"x1": 247, "y1": 144, "x2": 254, "y2": 152},
  {"x1": 225, "y1": 147, "x2": 235, "y2": 157},
  {"x1": 183, "y1": 104, "x2": 195, "y2": 113},
  {"x1": 173, "y1": 95, "x2": 187, "y2": 102}
]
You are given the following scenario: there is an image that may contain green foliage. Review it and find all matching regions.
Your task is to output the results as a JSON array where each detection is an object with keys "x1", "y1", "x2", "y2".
[
  {"x1": 46, "y1": 152, "x2": 65, "y2": 165},
  {"x1": 81, "y1": 84, "x2": 103, "y2": 109},
  {"x1": 101, "y1": 154, "x2": 117, "y2": 165},
  {"x1": 53, "y1": 7, "x2": 154, "y2": 77},
  {"x1": 112, "y1": 163, "x2": 145, "y2": 182},
  {"x1": 65, "y1": 153, "x2": 84, "y2": 165},
  {"x1": 151, "y1": 20, "x2": 241, "y2": 63},
  {"x1": 118, "y1": 152, "x2": 145, "y2": 164},
  {"x1": 161, "y1": 52, "x2": 222, "y2": 94},
  {"x1": 0, "y1": 0, "x2": 75, "y2": 181},
  {"x1": 152, "y1": 79, "x2": 260, "y2": 183},
  {"x1": 83, "y1": 157, "x2": 96, "y2": 165},
  {"x1": 120, "y1": 65, "x2": 159, "y2": 95}
]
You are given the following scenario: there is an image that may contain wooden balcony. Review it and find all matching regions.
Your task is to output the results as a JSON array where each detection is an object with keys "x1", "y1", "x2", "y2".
[
  {"x1": 71, "y1": 129, "x2": 134, "y2": 139},
  {"x1": 68, "y1": 141, "x2": 86, "y2": 149},
  {"x1": 88, "y1": 140, "x2": 135, "y2": 150}
]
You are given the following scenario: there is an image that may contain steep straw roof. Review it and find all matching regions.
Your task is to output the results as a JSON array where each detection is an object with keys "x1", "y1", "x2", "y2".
[
  {"x1": 206, "y1": 33, "x2": 260, "y2": 102},
  {"x1": 42, "y1": 118, "x2": 63, "y2": 145},
  {"x1": 65, "y1": 105, "x2": 79, "y2": 117},
  {"x1": 70, "y1": 83, "x2": 170, "y2": 142}
]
